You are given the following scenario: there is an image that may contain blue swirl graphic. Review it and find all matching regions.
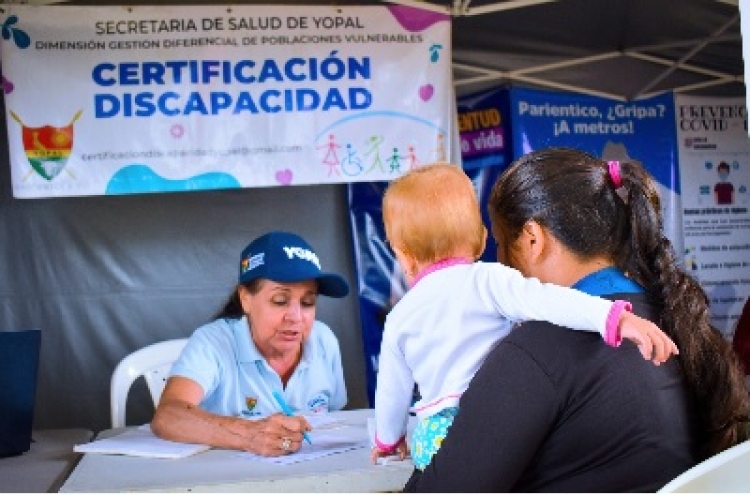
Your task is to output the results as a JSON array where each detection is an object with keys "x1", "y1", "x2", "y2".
[{"x1": 105, "y1": 164, "x2": 240, "y2": 195}]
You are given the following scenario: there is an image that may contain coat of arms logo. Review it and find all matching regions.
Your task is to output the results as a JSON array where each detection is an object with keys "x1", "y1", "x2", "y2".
[{"x1": 10, "y1": 110, "x2": 81, "y2": 181}]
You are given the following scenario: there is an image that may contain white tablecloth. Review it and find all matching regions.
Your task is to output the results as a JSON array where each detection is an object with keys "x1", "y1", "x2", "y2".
[{"x1": 60, "y1": 409, "x2": 414, "y2": 492}]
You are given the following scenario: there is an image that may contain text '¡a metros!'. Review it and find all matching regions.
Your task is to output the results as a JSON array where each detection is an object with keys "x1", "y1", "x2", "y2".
[{"x1": 92, "y1": 55, "x2": 372, "y2": 118}]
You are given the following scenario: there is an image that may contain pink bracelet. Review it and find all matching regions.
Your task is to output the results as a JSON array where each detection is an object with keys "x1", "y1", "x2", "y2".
[
  {"x1": 374, "y1": 434, "x2": 405, "y2": 454},
  {"x1": 605, "y1": 300, "x2": 632, "y2": 347}
]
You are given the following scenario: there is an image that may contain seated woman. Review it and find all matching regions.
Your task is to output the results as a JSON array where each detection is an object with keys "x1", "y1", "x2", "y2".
[
  {"x1": 151, "y1": 231, "x2": 349, "y2": 457},
  {"x1": 404, "y1": 147, "x2": 750, "y2": 491}
]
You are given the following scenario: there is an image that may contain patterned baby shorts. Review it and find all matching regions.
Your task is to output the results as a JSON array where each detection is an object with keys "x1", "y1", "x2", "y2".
[{"x1": 411, "y1": 407, "x2": 459, "y2": 471}]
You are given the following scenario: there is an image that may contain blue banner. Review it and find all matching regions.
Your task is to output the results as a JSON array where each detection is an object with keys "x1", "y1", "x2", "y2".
[
  {"x1": 458, "y1": 87, "x2": 513, "y2": 170},
  {"x1": 510, "y1": 87, "x2": 682, "y2": 248}
]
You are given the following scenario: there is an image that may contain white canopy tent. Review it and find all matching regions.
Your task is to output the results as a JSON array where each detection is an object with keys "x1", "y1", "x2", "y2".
[
  {"x1": 447, "y1": 0, "x2": 743, "y2": 100},
  {"x1": 0, "y1": 0, "x2": 745, "y2": 432}
]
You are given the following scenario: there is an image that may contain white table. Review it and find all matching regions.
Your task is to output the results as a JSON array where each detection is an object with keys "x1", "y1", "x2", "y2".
[
  {"x1": 0, "y1": 428, "x2": 93, "y2": 493},
  {"x1": 60, "y1": 409, "x2": 414, "y2": 492}
]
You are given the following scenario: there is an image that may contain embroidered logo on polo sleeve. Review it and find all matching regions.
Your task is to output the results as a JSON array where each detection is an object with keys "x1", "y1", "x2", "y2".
[{"x1": 307, "y1": 393, "x2": 330, "y2": 414}]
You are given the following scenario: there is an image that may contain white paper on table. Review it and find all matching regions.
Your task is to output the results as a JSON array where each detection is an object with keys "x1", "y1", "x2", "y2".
[
  {"x1": 249, "y1": 412, "x2": 347, "y2": 430},
  {"x1": 73, "y1": 424, "x2": 210, "y2": 459},
  {"x1": 303, "y1": 413, "x2": 347, "y2": 430}
]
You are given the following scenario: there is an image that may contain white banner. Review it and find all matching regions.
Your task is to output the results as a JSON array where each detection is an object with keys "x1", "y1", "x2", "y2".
[
  {"x1": 675, "y1": 95, "x2": 750, "y2": 338},
  {"x1": 1, "y1": 5, "x2": 452, "y2": 198},
  {"x1": 741, "y1": 0, "x2": 750, "y2": 135}
]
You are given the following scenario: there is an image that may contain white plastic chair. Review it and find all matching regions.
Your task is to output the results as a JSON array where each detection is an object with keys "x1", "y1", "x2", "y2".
[
  {"x1": 110, "y1": 338, "x2": 188, "y2": 428},
  {"x1": 658, "y1": 440, "x2": 750, "y2": 492}
]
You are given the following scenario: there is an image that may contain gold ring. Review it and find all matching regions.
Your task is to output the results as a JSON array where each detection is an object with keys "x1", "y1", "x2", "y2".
[{"x1": 280, "y1": 437, "x2": 292, "y2": 451}]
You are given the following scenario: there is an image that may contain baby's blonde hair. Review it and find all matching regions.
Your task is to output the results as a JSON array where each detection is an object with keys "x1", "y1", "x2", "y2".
[{"x1": 382, "y1": 162, "x2": 486, "y2": 264}]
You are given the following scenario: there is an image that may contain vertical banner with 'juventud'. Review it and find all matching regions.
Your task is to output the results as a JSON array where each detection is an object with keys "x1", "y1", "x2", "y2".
[{"x1": 1, "y1": 5, "x2": 452, "y2": 198}]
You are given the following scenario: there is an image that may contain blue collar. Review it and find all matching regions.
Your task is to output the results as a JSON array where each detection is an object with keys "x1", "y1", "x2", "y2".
[{"x1": 571, "y1": 267, "x2": 645, "y2": 296}]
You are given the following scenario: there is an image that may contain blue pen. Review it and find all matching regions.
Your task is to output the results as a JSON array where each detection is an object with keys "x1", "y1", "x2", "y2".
[{"x1": 272, "y1": 390, "x2": 312, "y2": 445}]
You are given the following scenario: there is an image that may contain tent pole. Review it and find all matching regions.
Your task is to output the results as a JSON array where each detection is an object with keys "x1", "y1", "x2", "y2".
[
  {"x1": 382, "y1": 0, "x2": 450, "y2": 14},
  {"x1": 627, "y1": 52, "x2": 738, "y2": 80},
  {"x1": 459, "y1": 0, "x2": 558, "y2": 17},
  {"x1": 642, "y1": 77, "x2": 743, "y2": 100},
  {"x1": 631, "y1": 12, "x2": 740, "y2": 99}
]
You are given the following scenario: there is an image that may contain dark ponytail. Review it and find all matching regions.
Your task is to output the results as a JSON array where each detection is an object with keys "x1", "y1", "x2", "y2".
[
  {"x1": 618, "y1": 160, "x2": 750, "y2": 459},
  {"x1": 489, "y1": 147, "x2": 750, "y2": 460}
]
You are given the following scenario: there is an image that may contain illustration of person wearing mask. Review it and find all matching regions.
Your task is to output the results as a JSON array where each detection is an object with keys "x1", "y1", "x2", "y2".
[{"x1": 714, "y1": 161, "x2": 734, "y2": 205}]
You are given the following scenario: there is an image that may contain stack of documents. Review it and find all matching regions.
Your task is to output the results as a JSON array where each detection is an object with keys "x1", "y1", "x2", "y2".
[{"x1": 74, "y1": 425, "x2": 210, "y2": 459}]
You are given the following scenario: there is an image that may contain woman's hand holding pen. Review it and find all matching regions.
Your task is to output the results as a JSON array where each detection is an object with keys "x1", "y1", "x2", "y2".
[
  {"x1": 231, "y1": 413, "x2": 311, "y2": 456},
  {"x1": 152, "y1": 394, "x2": 311, "y2": 457}
]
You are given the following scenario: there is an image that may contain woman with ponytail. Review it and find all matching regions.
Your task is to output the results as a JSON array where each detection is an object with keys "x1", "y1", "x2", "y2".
[{"x1": 404, "y1": 147, "x2": 750, "y2": 492}]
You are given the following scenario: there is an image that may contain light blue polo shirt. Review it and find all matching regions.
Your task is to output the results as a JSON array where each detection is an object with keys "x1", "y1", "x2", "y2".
[{"x1": 169, "y1": 317, "x2": 347, "y2": 418}]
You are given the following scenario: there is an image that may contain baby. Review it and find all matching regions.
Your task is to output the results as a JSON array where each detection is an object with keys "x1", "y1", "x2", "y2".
[{"x1": 371, "y1": 162, "x2": 678, "y2": 470}]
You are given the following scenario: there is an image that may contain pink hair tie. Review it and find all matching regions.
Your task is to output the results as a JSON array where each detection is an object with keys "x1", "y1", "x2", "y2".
[{"x1": 608, "y1": 160, "x2": 623, "y2": 189}]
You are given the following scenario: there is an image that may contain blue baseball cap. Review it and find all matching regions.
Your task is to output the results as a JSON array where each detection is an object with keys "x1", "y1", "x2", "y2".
[{"x1": 238, "y1": 231, "x2": 349, "y2": 298}]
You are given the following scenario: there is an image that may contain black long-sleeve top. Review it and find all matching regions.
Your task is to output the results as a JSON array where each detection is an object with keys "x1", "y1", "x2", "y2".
[{"x1": 404, "y1": 293, "x2": 696, "y2": 492}]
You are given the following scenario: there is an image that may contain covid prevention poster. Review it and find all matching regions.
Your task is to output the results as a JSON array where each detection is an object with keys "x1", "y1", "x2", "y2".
[
  {"x1": 1, "y1": 4, "x2": 452, "y2": 198},
  {"x1": 675, "y1": 95, "x2": 750, "y2": 338},
  {"x1": 509, "y1": 87, "x2": 682, "y2": 252}
]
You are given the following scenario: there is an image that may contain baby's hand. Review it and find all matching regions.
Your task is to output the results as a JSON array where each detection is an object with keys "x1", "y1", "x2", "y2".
[
  {"x1": 370, "y1": 438, "x2": 408, "y2": 464},
  {"x1": 619, "y1": 311, "x2": 679, "y2": 365}
]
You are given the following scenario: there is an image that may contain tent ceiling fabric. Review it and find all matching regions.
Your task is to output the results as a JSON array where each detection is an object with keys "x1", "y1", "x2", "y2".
[
  {"x1": 28, "y1": 0, "x2": 746, "y2": 100},
  {"x1": 446, "y1": 0, "x2": 744, "y2": 100}
]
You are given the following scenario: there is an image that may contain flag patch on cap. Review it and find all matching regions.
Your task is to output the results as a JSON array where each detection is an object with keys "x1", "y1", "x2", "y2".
[{"x1": 241, "y1": 253, "x2": 264, "y2": 274}]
